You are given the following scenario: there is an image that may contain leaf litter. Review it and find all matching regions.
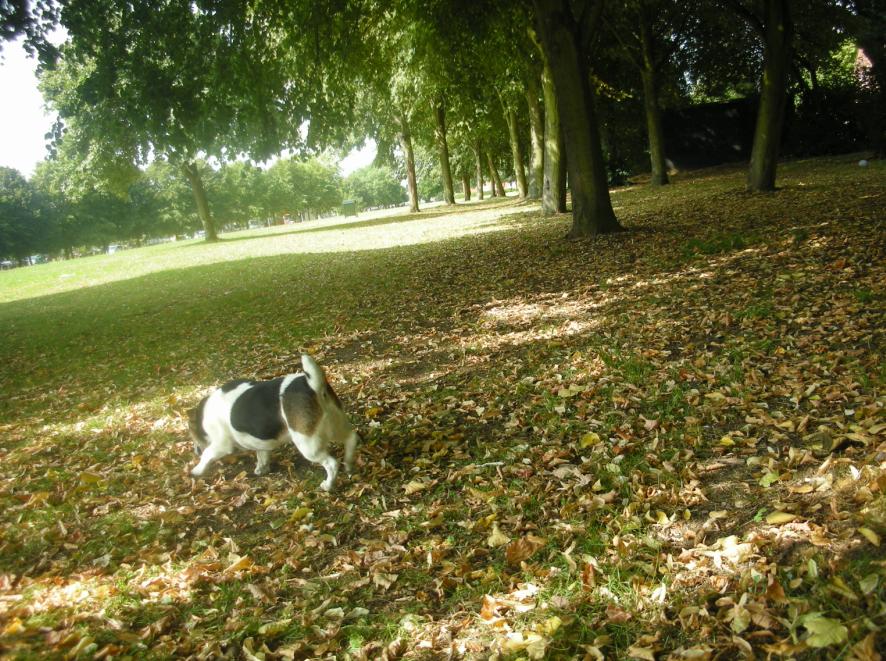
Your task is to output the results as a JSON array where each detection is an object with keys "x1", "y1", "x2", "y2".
[{"x1": 0, "y1": 156, "x2": 884, "y2": 659}]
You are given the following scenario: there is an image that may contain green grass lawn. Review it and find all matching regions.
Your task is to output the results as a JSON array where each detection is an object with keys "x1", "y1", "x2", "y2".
[{"x1": 0, "y1": 155, "x2": 884, "y2": 659}]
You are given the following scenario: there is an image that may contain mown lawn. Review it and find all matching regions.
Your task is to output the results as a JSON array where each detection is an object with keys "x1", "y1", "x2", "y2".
[{"x1": 0, "y1": 155, "x2": 883, "y2": 660}]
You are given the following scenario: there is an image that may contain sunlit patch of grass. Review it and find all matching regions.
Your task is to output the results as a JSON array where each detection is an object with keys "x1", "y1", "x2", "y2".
[{"x1": 0, "y1": 156, "x2": 883, "y2": 658}]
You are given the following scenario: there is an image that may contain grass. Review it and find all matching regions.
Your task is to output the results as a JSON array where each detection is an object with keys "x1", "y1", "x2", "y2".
[{"x1": 0, "y1": 155, "x2": 884, "y2": 659}]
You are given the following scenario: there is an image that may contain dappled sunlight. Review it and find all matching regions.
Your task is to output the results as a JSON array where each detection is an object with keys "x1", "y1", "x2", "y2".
[{"x1": 1, "y1": 159, "x2": 884, "y2": 658}]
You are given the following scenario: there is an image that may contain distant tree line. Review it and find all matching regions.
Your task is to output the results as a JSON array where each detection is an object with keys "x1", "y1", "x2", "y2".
[
  {"x1": 0, "y1": 0, "x2": 881, "y2": 250},
  {"x1": 0, "y1": 158, "x2": 406, "y2": 262}
]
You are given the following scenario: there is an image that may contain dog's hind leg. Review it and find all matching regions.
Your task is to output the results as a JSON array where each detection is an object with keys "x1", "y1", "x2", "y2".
[{"x1": 254, "y1": 450, "x2": 272, "y2": 476}]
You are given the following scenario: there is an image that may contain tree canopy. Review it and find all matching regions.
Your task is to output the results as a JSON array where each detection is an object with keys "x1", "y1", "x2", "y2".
[{"x1": 0, "y1": 0, "x2": 877, "y2": 254}]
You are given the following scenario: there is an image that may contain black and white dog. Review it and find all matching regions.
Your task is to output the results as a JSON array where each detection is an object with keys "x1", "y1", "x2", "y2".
[{"x1": 187, "y1": 354, "x2": 358, "y2": 492}]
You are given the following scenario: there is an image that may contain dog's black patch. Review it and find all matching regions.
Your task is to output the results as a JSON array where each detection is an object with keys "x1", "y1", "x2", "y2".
[{"x1": 229, "y1": 378, "x2": 287, "y2": 440}]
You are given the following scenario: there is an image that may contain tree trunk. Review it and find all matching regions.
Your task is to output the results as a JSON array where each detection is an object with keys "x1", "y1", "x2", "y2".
[
  {"x1": 853, "y1": 0, "x2": 885, "y2": 154},
  {"x1": 398, "y1": 115, "x2": 420, "y2": 212},
  {"x1": 748, "y1": 0, "x2": 792, "y2": 192},
  {"x1": 638, "y1": 5, "x2": 669, "y2": 186},
  {"x1": 525, "y1": 73, "x2": 545, "y2": 199},
  {"x1": 474, "y1": 140, "x2": 485, "y2": 200},
  {"x1": 432, "y1": 96, "x2": 456, "y2": 205},
  {"x1": 541, "y1": 61, "x2": 567, "y2": 215},
  {"x1": 504, "y1": 108, "x2": 529, "y2": 197},
  {"x1": 181, "y1": 161, "x2": 219, "y2": 241},
  {"x1": 533, "y1": 0, "x2": 623, "y2": 236},
  {"x1": 462, "y1": 174, "x2": 471, "y2": 201},
  {"x1": 487, "y1": 152, "x2": 506, "y2": 196}
]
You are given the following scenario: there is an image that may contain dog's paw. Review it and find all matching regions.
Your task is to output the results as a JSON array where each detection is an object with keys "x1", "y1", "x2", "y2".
[{"x1": 254, "y1": 465, "x2": 271, "y2": 476}]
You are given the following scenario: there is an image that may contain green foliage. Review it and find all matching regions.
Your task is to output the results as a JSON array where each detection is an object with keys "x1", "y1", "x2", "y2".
[
  {"x1": 0, "y1": 167, "x2": 53, "y2": 260},
  {"x1": 343, "y1": 165, "x2": 406, "y2": 210}
]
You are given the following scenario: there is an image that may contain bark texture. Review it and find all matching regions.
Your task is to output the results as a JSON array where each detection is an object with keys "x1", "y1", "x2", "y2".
[
  {"x1": 541, "y1": 61, "x2": 567, "y2": 215},
  {"x1": 505, "y1": 107, "x2": 529, "y2": 197},
  {"x1": 534, "y1": 0, "x2": 622, "y2": 236},
  {"x1": 638, "y1": 4, "x2": 669, "y2": 186},
  {"x1": 474, "y1": 140, "x2": 485, "y2": 200},
  {"x1": 461, "y1": 174, "x2": 471, "y2": 201},
  {"x1": 433, "y1": 97, "x2": 456, "y2": 205},
  {"x1": 398, "y1": 115, "x2": 420, "y2": 212},
  {"x1": 487, "y1": 152, "x2": 506, "y2": 197},
  {"x1": 182, "y1": 161, "x2": 218, "y2": 241},
  {"x1": 748, "y1": 0, "x2": 792, "y2": 192},
  {"x1": 526, "y1": 73, "x2": 545, "y2": 199}
]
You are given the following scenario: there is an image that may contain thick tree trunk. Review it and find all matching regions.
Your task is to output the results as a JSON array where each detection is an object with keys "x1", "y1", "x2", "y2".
[
  {"x1": 504, "y1": 108, "x2": 529, "y2": 197},
  {"x1": 474, "y1": 140, "x2": 485, "y2": 200},
  {"x1": 853, "y1": 0, "x2": 885, "y2": 154},
  {"x1": 526, "y1": 73, "x2": 545, "y2": 199},
  {"x1": 398, "y1": 115, "x2": 420, "y2": 212},
  {"x1": 534, "y1": 0, "x2": 622, "y2": 236},
  {"x1": 748, "y1": 0, "x2": 792, "y2": 192},
  {"x1": 432, "y1": 97, "x2": 456, "y2": 205},
  {"x1": 487, "y1": 153, "x2": 506, "y2": 196},
  {"x1": 461, "y1": 174, "x2": 471, "y2": 201},
  {"x1": 181, "y1": 161, "x2": 219, "y2": 241},
  {"x1": 638, "y1": 6, "x2": 669, "y2": 186},
  {"x1": 541, "y1": 61, "x2": 567, "y2": 215}
]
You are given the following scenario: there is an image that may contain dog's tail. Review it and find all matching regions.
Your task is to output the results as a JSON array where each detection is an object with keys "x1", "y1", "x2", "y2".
[{"x1": 301, "y1": 354, "x2": 328, "y2": 396}]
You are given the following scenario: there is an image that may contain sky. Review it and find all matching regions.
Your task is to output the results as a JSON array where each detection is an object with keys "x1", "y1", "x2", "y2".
[
  {"x1": 0, "y1": 39, "x2": 55, "y2": 177},
  {"x1": 0, "y1": 37, "x2": 376, "y2": 178}
]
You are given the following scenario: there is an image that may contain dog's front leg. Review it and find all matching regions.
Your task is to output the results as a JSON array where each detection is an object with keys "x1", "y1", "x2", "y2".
[
  {"x1": 191, "y1": 444, "x2": 227, "y2": 477},
  {"x1": 254, "y1": 450, "x2": 272, "y2": 476}
]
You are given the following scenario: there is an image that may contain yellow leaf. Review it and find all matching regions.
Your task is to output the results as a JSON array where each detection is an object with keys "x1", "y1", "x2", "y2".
[
  {"x1": 580, "y1": 432, "x2": 601, "y2": 448},
  {"x1": 2, "y1": 618, "x2": 24, "y2": 635},
  {"x1": 258, "y1": 618, "x2": 292, "y2": 636},
  {"x1": 766, "y1": 511, "x2": 799, "y2": 525},
  {"x1": 289, "y1": 506, "x2": 311, "y2": 523},
  {"x1": 224, "y1": 555, "x2": 254, "y2": 574},
  {"x1": 802, "y1": 613, "x2": 848, "y2": 648},
  {"x1": 487, "y1": 523, "x2": 510, "y2": 548},
  {"x1": 718, "y1": 435, "x2": 735, "y2": 447},
  {"x1": 627, "y1": 644, "x2": 657, "y2": 661},
  {"x1": 403, "y1": 480, "x2": 428, "y2": 496},
  {"x1": 541, "y1": 616, "x2": 562, "y2": 636},
  {"x1": 858, "y1": 527, "x2": 881, "y2": 546}
]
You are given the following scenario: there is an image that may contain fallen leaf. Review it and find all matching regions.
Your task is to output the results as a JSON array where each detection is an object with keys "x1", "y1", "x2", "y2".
[
  {"x1": 505, "y1": 534, "x2": 546, "y2": 566},
  {"x1": 858, "y1": 527, "x2": 881, "y2": 546},
  {"x1": 802, "y1": 613, "x2": 848, "y2": 648},
  {"x1": 487, "y1": 523, "x2": 510, "y2": 548},
  {"x1": 766, "y1": 511, "x2": 799, "y2": 525}
]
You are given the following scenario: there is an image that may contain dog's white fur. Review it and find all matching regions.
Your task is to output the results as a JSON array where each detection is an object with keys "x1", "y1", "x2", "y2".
[{"x1": 189, "y1": 354, "x2": 358, "y2": 492}]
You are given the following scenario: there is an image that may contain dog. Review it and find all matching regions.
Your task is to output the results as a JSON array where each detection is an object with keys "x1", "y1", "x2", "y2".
[{"x1": 187, "y1": 354, "x2": 358, "y2": 491}]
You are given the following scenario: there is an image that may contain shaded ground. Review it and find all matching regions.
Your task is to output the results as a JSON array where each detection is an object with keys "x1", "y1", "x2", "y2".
[{"x1": 0, "y1": 155, "x2": 884, "y2": 659}]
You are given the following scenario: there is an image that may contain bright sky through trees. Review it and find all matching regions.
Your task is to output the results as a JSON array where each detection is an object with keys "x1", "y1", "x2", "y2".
[
  {"x1": 0, "y1": 39, "x2": 54, "y2": 177},
  {"x1": 0, "y1": 39, "x2": 376, "y2": 178}
]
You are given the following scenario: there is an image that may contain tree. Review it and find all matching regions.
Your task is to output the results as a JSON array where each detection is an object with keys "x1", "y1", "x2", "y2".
[
  {"x1": 733, "y1": 0, "x2": 794, "y2": 191},
  {"x1": 603, "y1": 0, "x2": 688, "y2": 186},
  {"x1": 532, "y1": 0, "x2": 623, "y2": 236},
  {"x1": 0, "y1": 167, "x2": 53, "y2": 261},
  {"x1": 343, "y1": 165, "x2": 407, "y2": 209},
  {"x1": 39, "y1": 0, "x2": 313, "y2": 241}
]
